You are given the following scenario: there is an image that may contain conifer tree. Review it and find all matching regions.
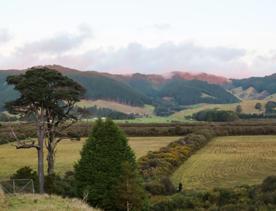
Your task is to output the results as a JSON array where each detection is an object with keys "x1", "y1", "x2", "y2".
[
  {"x1": 74, "y1": 119, "x2": 146, "y2": 210},
  {"x1": 115, "y1": 161, "x2": 147, "y2": 211}
]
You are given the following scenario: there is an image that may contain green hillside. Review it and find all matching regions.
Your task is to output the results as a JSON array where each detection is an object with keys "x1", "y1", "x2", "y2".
[
  {"x1": 0, "y1": 71, "x2": 19, "y2": 111},
  {"x1": 123, "y1": 73, "x2": 162, "y2": 97},
  {"x1": 0, "y1": 66, "x2": 247, "y2": 115},
  {"x1": 64, "y1": 71, "x2": 151, "y2": 106},
  {"x1": 0, "y1": 68, "x2": 151, "y2": 109},
  {"x1": 231, "y1": 73, "x2": 276, "y2": 94},
  {"x1": 159, "y1": 79, "x2": 239, "y2": 105}
]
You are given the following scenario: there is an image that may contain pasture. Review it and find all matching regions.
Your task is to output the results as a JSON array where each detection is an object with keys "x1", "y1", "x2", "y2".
[
  {"x1": 171, "y1": 135, "x2": 276, "y2": 190},
  {"x1": 3, "y1": 194, "x2": 99, "y2": 211},
  {"x1": 77, "y1": 99, "x2": 154, "y2": 115},
  {"x1": 0, "y1": 136, "x2": 179, "y2": 179},
  {"x1": 171, "y1": 99, "x2": 268, "y2": 121}
]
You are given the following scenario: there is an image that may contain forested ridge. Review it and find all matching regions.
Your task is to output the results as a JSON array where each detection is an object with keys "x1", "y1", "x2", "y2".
[
  {"x1": 5, "y1": 65, "x2": 276, "y2": 113},
  {"x1": 231, "y1": 73, "x2": 276, "y2": 94}
]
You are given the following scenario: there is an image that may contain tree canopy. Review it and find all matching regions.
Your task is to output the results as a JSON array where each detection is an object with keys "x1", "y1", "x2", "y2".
[
  {"x1": 6, "y1": 67, "x2": 85, "y2": 191},
  {"x1": 193, "y1": 109, "x2": 239, "y2": 122}
]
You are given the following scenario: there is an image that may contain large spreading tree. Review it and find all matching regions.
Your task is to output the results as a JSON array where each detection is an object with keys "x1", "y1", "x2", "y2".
[
  {"x1": 6, "y1": 66, "x2": 85, "y2": 193},
  {"x1": 74, "y1": 119, "x2": 147, "y2": 211}
]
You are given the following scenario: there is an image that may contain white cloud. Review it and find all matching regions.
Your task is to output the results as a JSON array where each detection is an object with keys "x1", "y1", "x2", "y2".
[
  {"x1": 2, "y1": 36, "x2": 276, "y2": 78},
  {"x1": 0, "y1": 28, "x2": 12, "y2": 45},
  {"x1": 78, "y1": 42, "x2": 248, "y2": 77},
  {"x1": 151, "y1": 23, "x2": 172, "y2": 31}
]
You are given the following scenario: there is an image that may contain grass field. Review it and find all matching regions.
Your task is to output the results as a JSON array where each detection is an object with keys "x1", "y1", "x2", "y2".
[
  {"x1": 0, "y1": 136, "x2": 180, "y2": 179},
  {"x1": 77, "y1": 99, "x2": 154, "y2": 115},
  {"x1": 171, "y1": 99, "x2": 268, "y2": 121},
  {"x1": 171, "y1": 135, "x2": 276, "y2": 190},
  {"x1": 2, "y1": 194, "x2": 99, "y2": 211}
]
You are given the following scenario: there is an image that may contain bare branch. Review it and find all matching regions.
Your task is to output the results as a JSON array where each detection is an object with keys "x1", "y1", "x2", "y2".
[
  {"x1": 15, "y1": 140, "x2": 40, "y2": 150},
  {"x1": 9, "y1": 123, "x2": 40, "y2": 150}
]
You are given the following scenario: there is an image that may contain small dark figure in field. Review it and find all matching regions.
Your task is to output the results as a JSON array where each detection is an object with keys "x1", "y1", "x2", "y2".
[{"x1": 178, "y1": 182, "x2": 183, "y2": 192}]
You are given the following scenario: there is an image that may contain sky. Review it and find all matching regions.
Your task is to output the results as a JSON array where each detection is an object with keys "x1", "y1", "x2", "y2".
[{"x1": 1, "y1": 0, "x2": 276, "y2": 78}]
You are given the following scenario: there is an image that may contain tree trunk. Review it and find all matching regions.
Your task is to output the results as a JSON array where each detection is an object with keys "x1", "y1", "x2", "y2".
[
  {"x1": 46, "y1": 128, "x2": 56, "y2": 175},
  {"x1": 37, "y1": 108, "x2": 45, "y2": 194},
  {"x1": 37, "y1": 131, "x2": 45, "y2": 194},
  {"x1": 47, "y1": 141, "x2": 55, "y2": 175},
  {"x1": 127, "y1": 201, "x2": 130, "y2": 211},
  {"x1": 126, "y1": 178, "x2": 130, "y2": 211}
]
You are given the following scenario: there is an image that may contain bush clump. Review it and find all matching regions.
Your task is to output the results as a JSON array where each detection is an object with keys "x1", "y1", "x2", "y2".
[
  {"x1": 151, "y1": 177, "x2": 276, "y2": 210},
  {"x1": 10, "y1": 167, "x2": 75, "y2": 196},
  {"x1": 193, "y1": 109, "x2": 239, "y2": 122}
]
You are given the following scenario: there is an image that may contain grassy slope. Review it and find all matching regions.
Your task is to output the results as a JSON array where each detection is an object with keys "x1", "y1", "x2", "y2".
[
  {"x1": 108, "y1": 99, "x2": 271, "y2": 123},
  {"x1": 171, "y1": 99, "x2": 269, "y2": 121},
  {"x1": 0, "y1": 136, "x2": 180, "y2": 179},
  {"x1": 0, "y1": 187, "x2": 6, "y2": 210},
  {"x1": 77, "y1": 99, "x2": 154, "y2": 115},
  {"x1": 2, "y1": 194, "x2": 99, "y2": 211},
  {"x1": 171, "y1": 135, "x2": 276, "y2": 190}
]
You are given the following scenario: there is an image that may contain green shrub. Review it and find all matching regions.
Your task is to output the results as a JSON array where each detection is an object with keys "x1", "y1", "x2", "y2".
[
  {"x1": 261, "y1": 176, "x2": 276, "y2": 192},
  {"x1": 151, "y1": 177, "x2": 276, "y2": 210},
  {"x1": 10, "y1": 167, "x2": 76, "y2": 196},
  {"x1": 10, "y1": 166, "x2": 39, "y2": 192},
  {"x1": 139, "y1": 129, "x2": 215, "y2": 195}
]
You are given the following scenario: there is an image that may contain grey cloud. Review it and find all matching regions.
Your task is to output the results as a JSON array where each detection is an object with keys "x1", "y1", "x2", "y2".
[
  {"x1": 17, "y1": 25, "x2": 92, "y2": 55},
  {"x1": 2, "y1": 41, "x2": 271, "y2": 78},
  {"x1": 249, "y1": 53, "x2": 276, "y2": 76},
  {"x1": 79, "y1": 42, "x2": 247, "y2": 76}
]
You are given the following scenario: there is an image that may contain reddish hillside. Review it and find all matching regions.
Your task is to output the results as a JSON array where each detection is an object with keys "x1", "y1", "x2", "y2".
[
  {"x1": 1, "y1": 65, "x2": 230, "y2": 85},
  {"x1": 168, "y1": 71, "x2": 230, "y2": 85}
]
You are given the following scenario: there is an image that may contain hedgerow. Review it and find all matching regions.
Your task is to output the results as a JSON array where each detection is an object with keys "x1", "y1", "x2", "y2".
[
  {"x1": 138, "y1": 129, "x2": 216, "y2": 195},
  {"x1": 2, "y1": 121, "x2": 276, "y2": 145}
]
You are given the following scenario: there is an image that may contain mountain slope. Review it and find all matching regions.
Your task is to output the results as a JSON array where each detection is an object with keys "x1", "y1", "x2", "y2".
[
  {"x1": 167, "y1": 71, "x2": 230, "y2": 85},
  {"x1": 0, "y1": 65, "x2": 151, "y2": 107},
  {"x1": 45, "y1": 65, "x2": 151, "y2": 106},
  {"x1": 64, "y1": 72, "x2": 150, "y2": 106},
  {"x1": 0, "y1": 71, "x2": 19, "y2": 111},
  {"x1": 159, "y1": 79, "x2": 239, "y2": 106},
  {"x1": 231, "y1": 74, "x2": 276, "y2": 95},
  {"x1": 0, "y1": 65, "x2": 240, "y2": 113}
]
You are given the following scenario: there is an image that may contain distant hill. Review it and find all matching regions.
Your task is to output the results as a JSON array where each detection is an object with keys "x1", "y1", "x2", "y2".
[
  {"x1": 230, "y1": 87, "x2": 270, "y2": 100},
  {"x1": 230, "y1": 74, "x2": 276, "y2": 100},
  {"x1": 0, "y1": 65, "x2": 241, "y2": 114},
  {"x1": 0, "y1": 71, "x2": 19, "y2": 111},
  {"x1": 166, "y1": 71, "x2": 230, "y2": 85},
  {"x1": 159, "y1": 79, "x2": 238, "y2": 105},
  {"x1": 0, "y1": 65, "x2": 151, "y2": 107},
  {"x1": 231, "y1": 74, "x2": 276, "y2": 94}
]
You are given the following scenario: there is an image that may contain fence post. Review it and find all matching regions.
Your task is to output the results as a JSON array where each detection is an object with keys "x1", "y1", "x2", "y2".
[
  {"x1": 12, "y1": 180, "x2": 15, "y2": 194},
  {"x1": 31, "y1": 180, "x2": 35, "y2": 194}
]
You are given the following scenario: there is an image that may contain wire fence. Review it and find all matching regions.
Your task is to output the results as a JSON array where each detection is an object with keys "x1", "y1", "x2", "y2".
[{"x1": 0, "y1": 179, "x2": 35, "y2": 194}]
